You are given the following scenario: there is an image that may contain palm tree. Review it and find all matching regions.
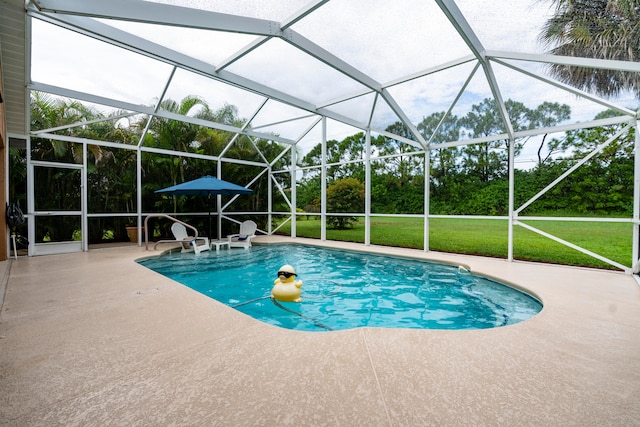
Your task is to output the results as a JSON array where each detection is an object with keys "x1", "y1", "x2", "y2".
[
  {"x1": 30, "y1": 92, "x2": 114, "y2": 165},
  {"x1": 539, "y1": 0, "x2": 639, "y2": 99},
  {"x1": 143, "y1": 96, "x2": 210, "y2": 186}
]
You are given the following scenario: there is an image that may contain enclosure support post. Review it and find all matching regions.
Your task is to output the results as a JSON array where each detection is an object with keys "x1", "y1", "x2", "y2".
[
  {"x1": 291, "y1": 143, "x2": 297, "y2": 239},
  {"x1": 82, "y1": 143, "x2": 88, "y2": 251},
  {"x1": 136, "y1": 147, "x2": 143, "y2": 246},
  {"x1": 216, "y1": 161, "x2": 222, "y2": 240},
  {"x1": 267, "y1": 167, "x2": 273, "y2": 235},
  {"x1": 632, "y1": 117, "x2": 640, "y2": 271},
  {"x1": 321, "y1": 117, "x2": 327, "y2": 241},
  {"x1": 24, "y1": 20, "x2": 33, "y2": 257},
  {"x1": 26, "y1": 133, "x2": 34, "y2": 257},
  {"x1": 424, "y1": 149, "x2": 430, "y2": 252},
  {"x1": 364, "y1": 130, "x2": 371, "y2": 246},
  {"x1": 507, "y1": 136, "x2": 515, "y2": 262}
]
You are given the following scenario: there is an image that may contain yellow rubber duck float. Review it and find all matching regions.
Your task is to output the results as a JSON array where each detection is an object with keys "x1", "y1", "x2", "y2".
[{"x1": 271, "y1": 264, "x2": 303, "y2": 302}]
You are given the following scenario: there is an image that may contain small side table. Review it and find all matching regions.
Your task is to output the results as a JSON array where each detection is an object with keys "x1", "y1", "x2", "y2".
[{"x1": 210, "y1": 240, "x2": 230, "y2": 251}]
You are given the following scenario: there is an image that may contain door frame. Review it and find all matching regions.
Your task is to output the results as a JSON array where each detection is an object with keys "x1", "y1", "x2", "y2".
[{"x1": 28, "y1": 159, "x2": 86, "y2": 256}]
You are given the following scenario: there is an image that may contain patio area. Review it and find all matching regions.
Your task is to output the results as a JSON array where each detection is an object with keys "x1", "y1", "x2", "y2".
[{"x1": 1, "y1": 237, "x2": 639, "y2": 426}]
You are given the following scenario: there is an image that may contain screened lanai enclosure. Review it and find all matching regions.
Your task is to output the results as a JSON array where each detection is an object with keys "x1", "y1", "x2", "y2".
[{"x1": 0, "y1": 0, "x2": 639, "y2": 270}]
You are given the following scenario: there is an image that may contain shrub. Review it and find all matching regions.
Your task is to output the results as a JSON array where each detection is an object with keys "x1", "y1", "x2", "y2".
[{"x1": 326, "y1": 178, "x2": 364, "y2": 229}]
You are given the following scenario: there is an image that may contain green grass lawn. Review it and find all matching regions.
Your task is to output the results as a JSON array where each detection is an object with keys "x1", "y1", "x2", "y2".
[{"x1": 276, "y1": 216, "x2": 633, "y2": 270}]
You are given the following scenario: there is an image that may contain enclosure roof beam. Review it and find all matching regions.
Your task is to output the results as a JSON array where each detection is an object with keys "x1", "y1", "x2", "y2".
[
  {"x1": 281, "y1": 29, "x2": 382, "y2": 92},
  {"x1": 483, "y1": 61, "x2": 515, "y2": 140},
  {"x1": 31, "y1": 0, "x2": 381, "y2": 92},
  {"x1": 492, "y1": 58, "x2": 637, "y2": 117},
  {"x1": 30, "y1": 12, "x2": 221, "y2": 81},
  {"x1": 217, "y1": 0, "x2": 331, "y2": 71},
  {"x1": 28, "y1": 12, "x2": 372, "y2": 134},
  {"x1": 427, "y1": 62, "x2": 481, "y2": 146},
  {"x1": 380, "y1": 88, "x2": 428, "y2": 149},
  {"x1": 30, "y1": 0, "x2": 279, "y2": 35},
  {"x1": 28, "y1": 1, "x2": 394, "y2": 128},
  {"x1": 371, "y1": 128, "x2": 424, "y2": 150},
  {"x1": 382, "y1": 55, "x2": 477, "y2": 89},
  {"x1": 431, "y1": 115, "x2": 633, "y2": 150},
  {"x1": 31, "y1": 111, "x2": 137, "y2": 135},
  {"x1": 29, "y1": 82, "x2": 296, "y2": 145},
  {"x1": 30, "y1": 131, "x2": 269, "y2": 169},
  {"x1": 486, "y1": 50, "x2": 640, "y2": 73},
  {"x1": 435, "y1": 0, "x2": 487, "y2": 60},
  {"x1": 316, "y1": 55, "x2": 477, "y2": 113},
  {"x1": 30, "y1": 82, "x2": 156, "y2": 115},
  {"x1": 435, "y1": 0, "x2": 518, "y2": 139}
]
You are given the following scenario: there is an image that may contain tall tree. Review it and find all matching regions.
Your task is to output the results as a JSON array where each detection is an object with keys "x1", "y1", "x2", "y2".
[
  {"x1": 374, "y1": 122, "x2": 422, "y2": 184},
  {"x1": 532, "y1": 109, "x2": 635, "y2": 214},
  {"x1": 300, "y1": 133, "x2": 370, "y2": 182},
  {"x1": 418, "y1": 112, "x2": 463, "y2": 213},
  {"x1": 528, "y1": 102, "x2": 572, "y2": 167},
  {"x1": 458, "y1": 98, "x2": 511, "y2": 182},
  {"x1": 539, "y1": 0, "x2": 640, "y2": 98},
  {"x1": 146, "y1": 95, "x2": 209, "y2": 186},
  {"x1": 418, "y1": 111, "x2": 460, "y2": 184}
]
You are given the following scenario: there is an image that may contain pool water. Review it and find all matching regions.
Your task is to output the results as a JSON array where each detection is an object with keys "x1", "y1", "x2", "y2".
[{"x1": 138, "y1": 244, "x2": 542, "y2": 332}]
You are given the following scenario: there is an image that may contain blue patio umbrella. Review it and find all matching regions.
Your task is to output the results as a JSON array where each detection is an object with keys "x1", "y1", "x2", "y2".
[{"x1": 156, "y1": 175, "x2": 253, "y2": 239}]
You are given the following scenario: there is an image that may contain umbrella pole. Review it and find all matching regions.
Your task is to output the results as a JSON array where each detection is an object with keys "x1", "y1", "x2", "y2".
[{"x1": 208, "y1": 193, "x2": 212, "y2": 239}]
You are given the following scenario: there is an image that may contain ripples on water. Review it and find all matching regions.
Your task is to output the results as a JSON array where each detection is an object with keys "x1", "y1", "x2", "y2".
[{"x1": 139, "y1": 245, "x2": 542, "y2": 331}]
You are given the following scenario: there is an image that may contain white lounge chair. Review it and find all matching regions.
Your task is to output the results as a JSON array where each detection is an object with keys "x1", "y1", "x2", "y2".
[
  {"x1": 227, "y1": 220, "x2": 257, "y2": 249},
  {"x1": 171, "y1": 223, "x2": 210, "y2": 254}
]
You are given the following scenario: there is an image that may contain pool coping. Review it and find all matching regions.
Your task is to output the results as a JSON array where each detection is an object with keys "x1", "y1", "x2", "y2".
[
  {"x1": 140, "y1": 240, "x2": 544, "y2": 331},
  {"x1": 1, "y1": 236, "x2": 639, "y2": 425}
]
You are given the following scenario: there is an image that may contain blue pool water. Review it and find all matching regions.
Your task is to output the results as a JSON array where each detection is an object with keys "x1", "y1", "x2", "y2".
[{"x1": 138, "y1": 244, "x2": 542, "y2": 332}]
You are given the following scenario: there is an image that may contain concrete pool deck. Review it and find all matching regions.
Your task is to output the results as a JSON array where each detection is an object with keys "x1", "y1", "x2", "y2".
[{"x1": 1, "y1": 236, "x2": 639, "y2": 426}]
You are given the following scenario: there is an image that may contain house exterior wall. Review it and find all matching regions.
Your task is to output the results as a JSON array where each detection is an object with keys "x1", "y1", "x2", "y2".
[{"x1": 0, "y1": 53, "x2": 9, "y2": 261}]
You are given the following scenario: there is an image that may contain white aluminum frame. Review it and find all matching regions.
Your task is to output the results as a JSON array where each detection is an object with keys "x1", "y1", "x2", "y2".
[{"x1": 16, "y1": 0, "x2": 640, "y2": 272}]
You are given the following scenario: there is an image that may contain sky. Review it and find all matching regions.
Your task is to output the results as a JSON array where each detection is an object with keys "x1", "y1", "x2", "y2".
[{"x1": 29, "y1": 0, "x2": 639, "y2": 169}]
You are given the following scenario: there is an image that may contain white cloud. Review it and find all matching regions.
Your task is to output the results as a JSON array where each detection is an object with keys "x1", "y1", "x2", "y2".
[{"x1": 29, "y1": 0, "x2": 638, "y2": 159}]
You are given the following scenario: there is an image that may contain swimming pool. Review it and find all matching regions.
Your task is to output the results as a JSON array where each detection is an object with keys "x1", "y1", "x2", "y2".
[{"x1": 138, "y1": 244, "x2": 542, "y2": 332}]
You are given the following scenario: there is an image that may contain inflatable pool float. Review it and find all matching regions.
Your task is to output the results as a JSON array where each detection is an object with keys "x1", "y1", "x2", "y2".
[{"x1": 271, "y1": 264, "x2": 303, "y2": 302}]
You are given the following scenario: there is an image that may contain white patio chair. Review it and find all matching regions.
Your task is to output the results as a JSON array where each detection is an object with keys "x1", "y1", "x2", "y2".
[
  {"x1": 171, "y1": 223, "x2": 210, "y2": 254},
  {"x1": 227, "y1": 220, "x2": 257, "y2": 249}
]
